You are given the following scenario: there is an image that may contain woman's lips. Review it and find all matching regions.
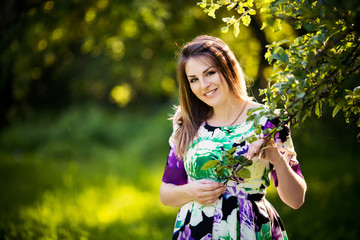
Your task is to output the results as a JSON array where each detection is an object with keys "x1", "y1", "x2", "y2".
[{"x1": 204, "y1": 88, "x2": 217, "y2": 97}]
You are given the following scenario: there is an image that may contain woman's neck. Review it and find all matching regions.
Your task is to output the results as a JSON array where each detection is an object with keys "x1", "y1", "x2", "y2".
[{"x1": 208, "y1": 97, "x2": 248, "y2": 126}]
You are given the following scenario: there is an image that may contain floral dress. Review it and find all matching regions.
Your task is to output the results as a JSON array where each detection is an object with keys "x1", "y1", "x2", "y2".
[{"x1": 162, "y1": 116, "x2": 303, "y2": 240}]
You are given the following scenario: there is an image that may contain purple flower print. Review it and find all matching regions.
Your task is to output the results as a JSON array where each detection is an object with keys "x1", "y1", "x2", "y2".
[
  {"x1": 200, "y1": 233, "x2": 212, "y2": 240},
  {"x1": 168, "y1": 147, "x2": 183, "y2": 168},
  {"x1": 212, "y1": 207, "x2": 223, "y2": 237},
  {"x1": 272, "y1": 225, "x2": 284, "y2": 240},
  {"x1": 263, "y1": 120, "x2": 276, "y2": 132},
  {"x1": 214, "y1": 207, "x2": 223, "y2": 223},
  {"x1": 177, "y1": 225, "x2": 194, "y2": 240}
]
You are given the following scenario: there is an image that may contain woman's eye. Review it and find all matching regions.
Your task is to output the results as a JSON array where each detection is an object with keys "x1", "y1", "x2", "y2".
[
  {"x1": 190, "y1": 78, "x2": 198, "y2": 83},
  {"x1": 206, "y1": 71, "x2": 216, "y2": 76}
]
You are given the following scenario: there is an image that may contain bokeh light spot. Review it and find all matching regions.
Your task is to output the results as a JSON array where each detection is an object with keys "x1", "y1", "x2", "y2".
[
  {"x1": 110, "y1": 84, "x2": 132, "y2": 107},
  {"x1": 81, "y1": 39, "x2": 94, "y2": 54},
  {"x1": 97, "y1": 0, "x2": 109, "y2": 9},
  {"x1": 106, "y1": 37, "x2": 124, "y2": 60},
  {"x1": 161, "y1": 77, "x2": 176, "y2": 95},
  {"x1": 85, "y1": 8, "x2": 97, "y2": 23},
  {"x1": 51, "y1": 28, "x2": 64, "y2": 41},
  {"x1": 44, "y1": 52, "x2": 55, "y2": 65},
  {"x1": 121, "y1": 19, "x2": 139, "y2": 38},
  {"x1": 31, "y1": 67, "x2": 42, "y2": 79},
  {"x1": 44, "y1": 1, "x2": 54, "y2": 12},
  {"x1": 141, "y1": 48, "x2": 153, "y2": 59},
  {"x1": 37, "y1": 39, "x2": 48, "y2": 51}
]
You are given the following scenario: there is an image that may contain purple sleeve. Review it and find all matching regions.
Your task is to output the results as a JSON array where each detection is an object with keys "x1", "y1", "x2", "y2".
[
  {"x1": 162, "y1": 146, "x2": 188, "y2": 185},
  {"x1": 264, "y1": 119, "x2": 304, "y2": 187},
  {"x1": 272, "y1": 163, "x2": 304, "y2": 187}
]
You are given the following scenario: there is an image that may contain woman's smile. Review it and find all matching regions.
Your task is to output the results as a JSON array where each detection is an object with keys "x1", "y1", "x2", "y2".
[
  {"x1": 204, "y1": 88, "x2": 217, "y2": 97},
  {"x1": 185, "y1": 56, "x2": 232, "y2": 108}
]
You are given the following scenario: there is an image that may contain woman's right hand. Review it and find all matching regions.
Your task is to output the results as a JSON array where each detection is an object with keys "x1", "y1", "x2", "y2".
[{"x1": 188, "y1": 179, "x2": 227, "y2": 205}]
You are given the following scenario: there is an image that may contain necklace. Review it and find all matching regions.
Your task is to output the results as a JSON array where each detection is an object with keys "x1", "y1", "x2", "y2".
[{"x1": 229, "y1": 100, "x2": 248, "y2": 126}]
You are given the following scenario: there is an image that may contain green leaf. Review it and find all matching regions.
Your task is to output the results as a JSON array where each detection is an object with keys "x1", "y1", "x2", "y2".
[
  {"x1": 261, "y1": 17, "x2": 274, "y2": 30},
  {"x1": 197, "y1": 1, "x2": 207, "y2": 8},
  {"x1": 249, "y1": 9, "x2": 256, "y2": 15},
  {"x1": 261, "y1": 20, "x2": 268, "y2": 30},
  {"x1": 246, "y1": 106, "x2": 264, "y2": 115},
  {"x1": 332, "y1": 104, "x2": 342, "y2": 118},
  {"x1": 274, "y1": 0, "x2": 289, "y2": 5},
  {"x1": 237, "y1": 7, "x2": 245, "y2": 14},
  {"x1": 264, "y1": 49, "x2": 272, "y2": 60},
  {"x1": 221, "y1": 26, "x2": 229, "y2": 33},
  {"x1": 241, "y1": 15, "x2": 251, "y2": 27},
  {"x1": 236, "y1": 168, "x2": 251, "y2": 179},
  {"x1": 222, "y1": 17, "x2": 231, "y2": 23},
  {"x1": 315, "y1": 101, "x2": 322, "y2": 118},
  {"x1": 228, "y1": 147, "x2": 237, "y2": 155},
  {"x1": 227, "y1": 2, "x2": 238, "y2": 11},
  {"x1": 273, "y1": 18, "x2": 282, "y2": 32},
  {"x1": 272, "y1": 46, "x2": 289, "y2": 63},
  {"x1": 248, "y1": 135, "x2": 258, "y2": 143},
  {"x1": 233, "y1": 21, "x2": 240, "y2": 37},
  {"x1": 243, "y1": 159, "x2": 253, "y2": 167},
  {"x1": 246, "y1": 114, "x2": 255, "y2": 122},
  {"x1": 215, "y1": 165, "x2": 225, "y2": 174},
  {"x1": 277, "y1": 39, "x2": 290, "y2": 46},
  {"x1": 201, "y1": 160, "x2": 220, "y2": 170},
  {"x1": 216, "y1": 168, "x2": 225, "y2": 178},
  {"x1": 259, "y1": 88, "x2": 267, "y2": 96}
]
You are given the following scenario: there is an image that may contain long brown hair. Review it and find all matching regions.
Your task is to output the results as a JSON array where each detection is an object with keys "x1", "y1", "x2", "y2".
[{"x1": 172, "y1": 35, "x2": 249, "y2": 159}]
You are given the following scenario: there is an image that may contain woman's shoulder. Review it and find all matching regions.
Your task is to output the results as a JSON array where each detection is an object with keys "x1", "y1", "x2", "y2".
[
  {"x1": 245, "y1": 101, "x2": 268, "y2": 119},
  {"x1": 246, "y1": 100, "x2": 264, "y2": 111},
  {"x1": 245, "y1": 101, "x2": 273, "y2": 126}
]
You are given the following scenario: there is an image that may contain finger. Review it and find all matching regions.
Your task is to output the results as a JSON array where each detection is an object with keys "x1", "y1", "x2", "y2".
[
  {"x1": 198, "y1": 184, "x2": 226, "y2": 198},
  {"x1": 197, "y1": 179, "x2": 216, "y2": 184},
  {"x1": 200, "y1": 195, "x2": 221, "y2": 205},
  {"x1": 196, "y1": 193, "x2": 218, "y2": 203},
  {"x1": 251, "y1": 139, "x2": 266, "y2": 159},
  {"x1": 246, "y1": 141, "x2": 260, "y2": 159},
  {"x1": 197, "y1": 187, "x2": 226, "y2": 205},
  {"x1": 199, "y1": 181, "x2": 224, "y2": 191},
  {"x1": 198, "y1": 187, "x2": 225, "y2": 198}
]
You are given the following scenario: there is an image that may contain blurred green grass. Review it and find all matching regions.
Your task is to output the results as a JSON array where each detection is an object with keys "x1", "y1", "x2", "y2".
[
  {"x1": 0, "y1": 104, "x2": 177, "y2": 239},
  {"x1": 0, "y1": 104, "x2": 359, "y2": 239}
]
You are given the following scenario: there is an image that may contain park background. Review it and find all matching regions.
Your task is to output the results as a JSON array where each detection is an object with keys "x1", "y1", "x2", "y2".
[{"x1": 0, "y1": 0, "x2": 359, "y2": 239}]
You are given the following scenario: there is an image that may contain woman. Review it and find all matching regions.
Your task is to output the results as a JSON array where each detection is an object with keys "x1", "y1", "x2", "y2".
[{"x1": 160, "y1": 35, "x2": 306, "y2": 240}]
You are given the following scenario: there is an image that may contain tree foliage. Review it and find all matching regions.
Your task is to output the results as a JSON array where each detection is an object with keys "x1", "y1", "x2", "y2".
[
  {"x1": 0, "y1": 0, "x2": 225, "y2": 126},
  {"x1": 198, "y1": 0, "x2": 360, "y2": 130},
  {"x1": 197, "y1": 0, "x2": 360, "y2": 183}
]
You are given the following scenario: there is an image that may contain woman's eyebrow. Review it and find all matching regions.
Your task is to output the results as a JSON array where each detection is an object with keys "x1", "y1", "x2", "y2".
[{"x1": 187, "y1": 66, "x2": 213, "y2": 78}]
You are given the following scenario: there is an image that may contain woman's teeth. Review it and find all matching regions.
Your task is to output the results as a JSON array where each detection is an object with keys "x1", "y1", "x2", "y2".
[{"x1": 205, "y1": 89, "x2": 216, "y2": 96}]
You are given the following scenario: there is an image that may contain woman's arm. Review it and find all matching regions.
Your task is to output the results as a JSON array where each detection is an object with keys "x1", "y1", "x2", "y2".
[
  {"x1": 271, "y1": 156, "x2": 307, "y2": 209},
  {"x1": 247, "y1": 139, "x2": 307, "y2": 209},
  {"x1": 160, "y1": 179, "x2": 227, "y2": 207}
]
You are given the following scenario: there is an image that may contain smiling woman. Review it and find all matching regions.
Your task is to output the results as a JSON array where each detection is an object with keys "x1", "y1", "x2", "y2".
[
  {"x1": 159, "y1": 35, "x2": 306, "y2": 240},
  {"x1": 185, "y1": 57, "x2": 231, "y2": 108}
]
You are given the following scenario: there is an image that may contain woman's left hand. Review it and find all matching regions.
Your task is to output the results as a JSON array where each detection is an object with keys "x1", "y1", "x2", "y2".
[
  {"x1": 246, "y1": 138, "x2": 307, "y2": 209},
  {"x1": 245, "y1": 138, "x2": 286, "y2": 167}
]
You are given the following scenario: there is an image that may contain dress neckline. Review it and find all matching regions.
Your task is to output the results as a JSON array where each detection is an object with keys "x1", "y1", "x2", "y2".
[{"x1": 203, "y1": 120, "x2": 249, "y2": 131}]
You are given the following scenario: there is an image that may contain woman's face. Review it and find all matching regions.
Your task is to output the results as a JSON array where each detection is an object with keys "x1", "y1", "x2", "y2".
[{"x1": 185, "y1": 56, "x2": 231, "y2": 108}]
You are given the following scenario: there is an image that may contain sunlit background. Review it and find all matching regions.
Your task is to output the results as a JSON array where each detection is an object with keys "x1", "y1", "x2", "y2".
[{"x1": 0, "y1": 0, "x2": 359, "y2": 239}]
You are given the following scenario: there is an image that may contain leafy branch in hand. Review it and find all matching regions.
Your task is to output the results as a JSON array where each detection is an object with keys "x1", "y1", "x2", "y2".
[
  {"x1": 199, "y1": 0, "x2": 359, "y2": 183},
  {"x1": 197, "y1": 0, "x2": 360, "y2": 130}
]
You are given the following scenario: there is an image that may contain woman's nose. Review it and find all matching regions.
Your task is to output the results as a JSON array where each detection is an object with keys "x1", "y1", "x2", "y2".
[{"x1": 199, "y1": 76, "x2": 211, "y2": 89}]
